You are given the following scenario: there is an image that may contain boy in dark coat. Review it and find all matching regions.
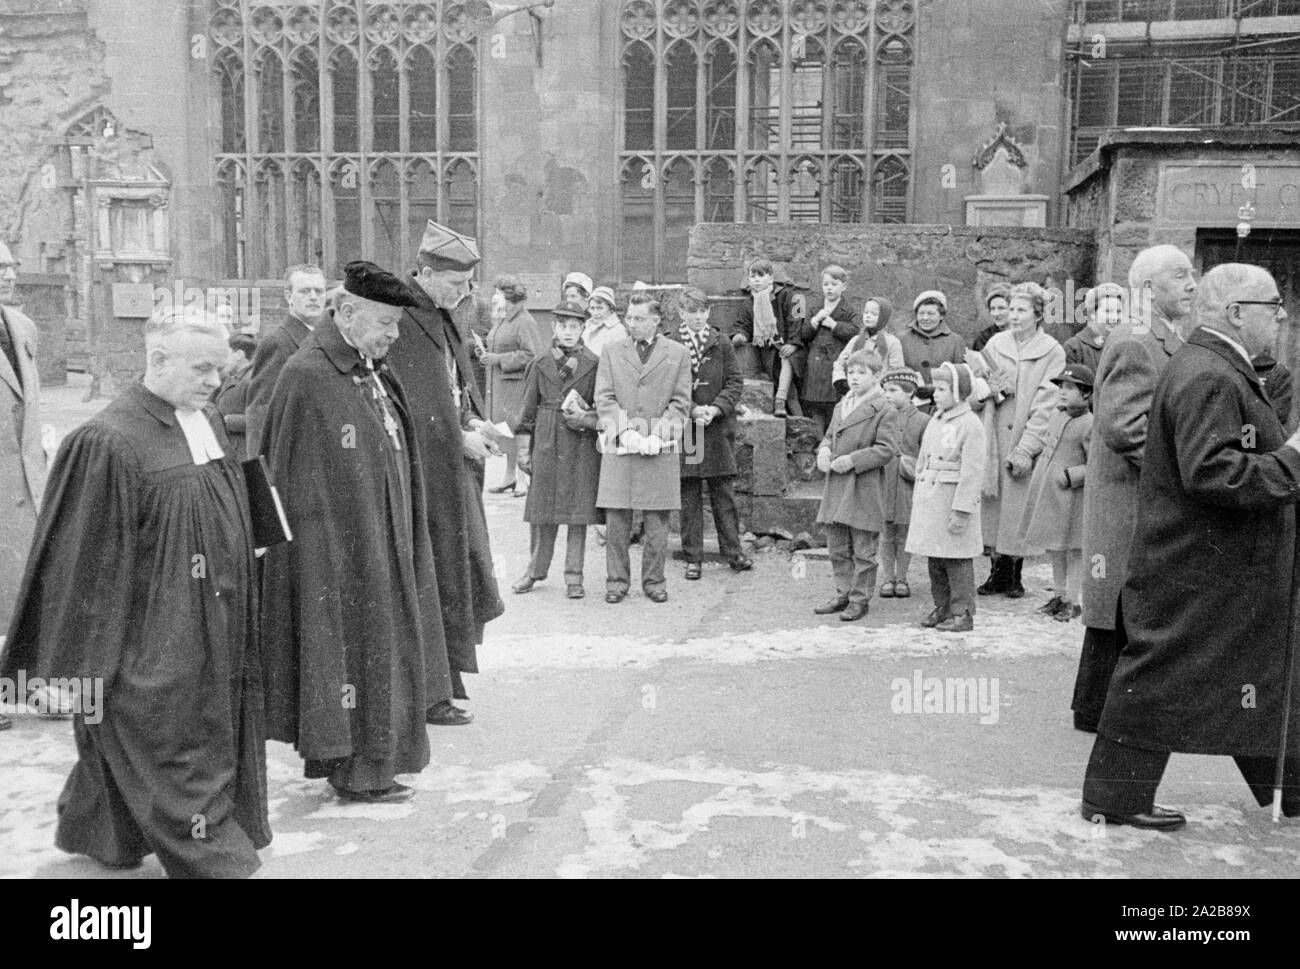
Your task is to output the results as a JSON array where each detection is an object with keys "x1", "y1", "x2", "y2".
[
  {"x1": 813, "y1": 348, "x2": 900, "y2": 622},
  {"x1": 799, "y1": 264, "x2": 860, "y2": 433},
  {"x1": 511, "y1": 301, "x2": 602, "y2": 599},
  {"x1": 668, "y1": 287, "x2": 752, "y2": 580},
  {"x1": 731, "y1": 257, "x2": 801, "y2": 416},
  {"x1": 878, "y1": 367, "x2": 929, "y2": 599}
]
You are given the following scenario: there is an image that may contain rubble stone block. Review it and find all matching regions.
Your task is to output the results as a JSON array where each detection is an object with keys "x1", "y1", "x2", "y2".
[{"x1": 738, "y1": 413, "x2": 787, "y2": 497}]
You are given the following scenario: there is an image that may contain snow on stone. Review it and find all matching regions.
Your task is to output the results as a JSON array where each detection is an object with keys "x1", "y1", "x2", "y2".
[{"x1": 400, "y1": 761, "x2": 550, "y2": 805}]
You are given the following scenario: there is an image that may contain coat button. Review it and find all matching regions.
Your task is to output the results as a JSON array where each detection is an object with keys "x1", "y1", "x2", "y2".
[{"x1": 15, "y1": 496, "x2": 25, "y2": 506}]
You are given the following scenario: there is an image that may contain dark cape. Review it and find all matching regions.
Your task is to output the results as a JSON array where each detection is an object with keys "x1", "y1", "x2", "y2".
[
  {"x1": 386, "y1": 279, "x2": 504, "y2": 675},
  {"x1": 1, "y1": 381, "x2": 269, "y2": 877},
  {"x1": 1102, "y1": 328, "x2": 1300, "y2": 756},
  {"x1": 259, "y1": 320, "x2": 451, "y2": 772}
]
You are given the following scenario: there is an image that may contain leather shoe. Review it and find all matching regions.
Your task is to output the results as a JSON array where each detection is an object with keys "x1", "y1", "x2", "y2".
[
  {"x1": 426, "y1": 701, "x2": 474, "y2": 726},
  {"x1": 334, "y1": 782, "x2": 416, "y2": 804},
  {"x1": 1080, "y1": 801, "x2": 1186, "y2": 831},
  {"x1": 814, "y1": 596, "x2": 850, "y2": 615},
  {"x1": 647, "y1": 589, "x2": 669, "y2": 603},
  {"x1": 840, "y1": 600, "x2": 869, "y2": 622},
  {"x1": 512, "y1": 575, "x2": 540, "y2": 594},
  {"x1": 936, "y1": 611, "x2": 973, "y2": 632},
  {"x1": 685, "y1": 563, "x2": 702, "y2": 580},
  {"x1": 487, "y1": 481, "x2": 517, "y2": 494},
  {"x1": 921, "y1": 608, "x2": 947, "y2": 628},
  {"x1": 879, "y1": 581, "x2": 896, "y2": 598},
  {"x1": 894, "y1": 579, "x2": 911, "y2": 598},
  {"x1": 566, "y1": 584, "x2": 585, "y2": 599},
  {"x1": 728, "y1": 555, "x2": 754, "y2": 572},
  {"x1": 605, "y1": 590, "x2": 627, "y2": 604}
]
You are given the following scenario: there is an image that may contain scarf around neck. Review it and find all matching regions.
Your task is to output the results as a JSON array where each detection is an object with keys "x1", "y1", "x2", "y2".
[
  {"x1": 551, "y1": 340, "x2": 582, "y2": 376},
  {"x1": 750, "y1": 284, "x2": 779, "y2": 347},
  {"x1": 679, "y1": 323, "x2": 709, "y2": 372}
]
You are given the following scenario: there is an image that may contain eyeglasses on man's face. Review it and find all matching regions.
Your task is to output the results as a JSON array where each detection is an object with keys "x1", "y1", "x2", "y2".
[{"x1": 1232, "y1": 298, "x2": 1285, "y2": 318}]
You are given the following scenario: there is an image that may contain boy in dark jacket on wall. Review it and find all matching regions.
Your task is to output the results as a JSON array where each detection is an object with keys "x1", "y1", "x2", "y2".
[
  {"x1": 732, "y1": 257, "x2": 802, "y2": 417},
  {"x1": 799, "y1": 264, "x2": 860, "y2": 433}
]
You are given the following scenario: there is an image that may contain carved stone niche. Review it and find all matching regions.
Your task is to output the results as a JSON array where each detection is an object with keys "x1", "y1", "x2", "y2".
[
  {"x1": 83, "y1": 110, "x2": 172, "y2": 275},
  {"x1": 965, "y1": 123, "x2": 1048, "y2": 228}
]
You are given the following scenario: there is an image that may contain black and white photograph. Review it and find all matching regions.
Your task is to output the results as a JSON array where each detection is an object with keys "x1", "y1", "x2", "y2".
[{"x1": 0, "y1": 0, "x2": 1298, "y2": 930}]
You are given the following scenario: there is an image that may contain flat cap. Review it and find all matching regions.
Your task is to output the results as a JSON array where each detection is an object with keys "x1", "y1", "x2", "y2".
[
  {"x1": 417, "y1": 220, "x2": 480, "y2": 271},
  {"x1": 1052, "y1": 363, "x2": 1095, "y2": 389},
  {"x1": 342, "y1": 260, "x2": 419, "y2": 308},
  {"x1": 552, "y1": 300, "x2": 588, "y2": 320}
]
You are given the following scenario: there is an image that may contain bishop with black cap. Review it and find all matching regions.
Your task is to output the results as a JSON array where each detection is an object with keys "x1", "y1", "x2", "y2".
[
  {"x1": 259, "y1": 260, "x2": 453, "y2": 803},
  {"x1": 387, "y1": 221, "x2": 505, "y2": 725}
]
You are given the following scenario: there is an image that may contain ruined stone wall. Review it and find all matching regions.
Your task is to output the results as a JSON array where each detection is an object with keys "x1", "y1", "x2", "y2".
[
  {"x1": 688, "y1": 223, "x2": 1097, "y2": 342},
  {"x1": 0, "y1": 1, "x2": 108, "y2": 241}
]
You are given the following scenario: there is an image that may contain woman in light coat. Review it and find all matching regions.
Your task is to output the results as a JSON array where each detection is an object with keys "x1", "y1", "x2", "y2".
[
  {"x1": 479, "y1": 274, "x2": 543, "y2": 496},
  {"x1": 974, "y1": 281, "x2": 1066, "y2": 597}
]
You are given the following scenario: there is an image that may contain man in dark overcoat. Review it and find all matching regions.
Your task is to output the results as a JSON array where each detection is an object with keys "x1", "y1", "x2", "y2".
[
  {"x1": 387, "y1": 221, "x2": 504, "y2": 724},
  {"x1": 245, "y1": 264, "x2": 328, "y2": 459},
  {"x1": 1081, "y1": 264, "x2": 1300, "y2": 830},
  {"x1": 1072, "y1": 245, "x2": 1197, "y2": 732},
  {"x1": 666, "y1": 286, "x2": 751, "y2": 580}
]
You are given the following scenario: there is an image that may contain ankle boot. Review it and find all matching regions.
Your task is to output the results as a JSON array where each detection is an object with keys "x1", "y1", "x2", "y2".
[
  {"x1": 1005, "y1": 557, "x2": 1025, "y2": 598},
  {"x1": 977, "y1": 555, "x2": 1007, "y2": 595}
]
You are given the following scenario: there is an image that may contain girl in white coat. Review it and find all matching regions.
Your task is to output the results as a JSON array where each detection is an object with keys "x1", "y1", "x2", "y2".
[{"x1": 906, "y1": 362, "x2": 987, "y2": 632}]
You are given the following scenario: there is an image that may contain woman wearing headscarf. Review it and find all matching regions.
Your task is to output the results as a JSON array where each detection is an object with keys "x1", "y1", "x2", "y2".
[
  {"x1": 478, "y1": 274, "x2": 543, "y2": 496},
  {"x1": 833, "y1": 296, "x2": 904, "y2": 395},
  {"x1": 975, "y1": 281, "x2": 1066, "y2": 597}
]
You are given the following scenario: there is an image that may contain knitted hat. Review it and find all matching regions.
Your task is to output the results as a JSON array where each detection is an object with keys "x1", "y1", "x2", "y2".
[
  {"x1": 913, "y1": 290, "x2": 948, "y2": 313},
  {"x1": 589, "y1": 285, "x2": 618, "y2": 310},
  {"x1": 934, "y1": 361, "x2": 974, "y2": 402},
  {"x1": 880, "y1": 367, "x2": 921, "y2": 392}
]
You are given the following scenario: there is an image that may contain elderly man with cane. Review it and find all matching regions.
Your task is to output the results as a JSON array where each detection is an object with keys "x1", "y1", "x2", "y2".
[{"x1": 1081, "y1": 263, "x2": 1300, "y2": 831}]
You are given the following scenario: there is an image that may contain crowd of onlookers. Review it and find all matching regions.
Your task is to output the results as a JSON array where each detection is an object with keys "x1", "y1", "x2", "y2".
[{"x1": 204, "y1": 248, "x2": 1293, "y2": 634}]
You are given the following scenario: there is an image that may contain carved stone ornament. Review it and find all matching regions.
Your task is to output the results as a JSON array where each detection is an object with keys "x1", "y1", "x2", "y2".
[{"x1": 973, "y1": 122, "x2": 1028, "y2": 172}]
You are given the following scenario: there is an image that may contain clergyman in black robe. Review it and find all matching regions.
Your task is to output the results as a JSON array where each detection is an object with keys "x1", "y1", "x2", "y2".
[
  {"x1": 388, "y1": 220, "x2": 504, "y2": 720},
  {"x1": 259, "y1": 261, "x2": 452, "y2": 803},
  {"x1": 1, "y1": 310, "x2": 270, "y2": 877}
]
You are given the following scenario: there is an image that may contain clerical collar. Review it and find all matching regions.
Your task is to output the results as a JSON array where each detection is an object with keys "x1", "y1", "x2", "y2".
[
  {"x1": 174, "y1": 408, "x2": 225, "y2": 465},
  {"x1": 1203, "y1": 327, "x2": 1252, "y2": 368}
]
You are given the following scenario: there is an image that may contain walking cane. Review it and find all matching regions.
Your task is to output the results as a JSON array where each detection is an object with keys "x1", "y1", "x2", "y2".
[{"x1": 1274, "y1": 499, "x2": 1300, "y2": 821}]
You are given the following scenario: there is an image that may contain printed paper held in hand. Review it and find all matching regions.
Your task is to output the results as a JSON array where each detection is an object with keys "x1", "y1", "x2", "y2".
[{"x1": 561, "y1": 388, "x2": 590, "y2": 416}]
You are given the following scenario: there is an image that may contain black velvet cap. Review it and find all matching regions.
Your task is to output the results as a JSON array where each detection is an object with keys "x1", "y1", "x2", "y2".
[{"x1": 342, "y1": 260, "x2": 419, "y2": 308}]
